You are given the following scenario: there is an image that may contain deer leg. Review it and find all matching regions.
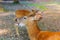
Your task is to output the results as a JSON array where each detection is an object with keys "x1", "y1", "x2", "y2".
[{"x1": 14, "y1": 25, "x2": 20, "y2": 36}]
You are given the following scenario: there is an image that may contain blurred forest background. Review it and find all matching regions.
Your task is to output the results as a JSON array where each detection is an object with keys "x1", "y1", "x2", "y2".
[{"x1": 0, "y1": 0, "x2": 60, "y2": 40}]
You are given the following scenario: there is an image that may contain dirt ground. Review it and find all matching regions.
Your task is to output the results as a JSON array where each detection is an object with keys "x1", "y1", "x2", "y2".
[
  {"x1": 0, "y1": 12, "x2": 29, "y2": 40},
  {"x1": 0, "y1": 10, "x2": 60, "y2": 40},
  {"x1": 0, "y1": 2, "x2": 60, "y2": 40}
]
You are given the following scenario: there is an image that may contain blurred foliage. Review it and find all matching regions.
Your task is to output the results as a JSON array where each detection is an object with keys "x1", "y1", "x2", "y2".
[
  {"x1": 28, "y1": 3, "x2": 48, "y2": 11},
  {"x1": 13, "y1": 0, "x2": 20, "y2": 4},
  {"x1": 4, "y1": 8, "x2": 9, "y2": 12}
]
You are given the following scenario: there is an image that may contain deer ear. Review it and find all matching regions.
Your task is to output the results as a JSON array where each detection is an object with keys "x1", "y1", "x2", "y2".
[
  {"x1": 34, "y1": 14, "x2": 42, "y2": 21},
  {"x1": 31, "y1": 10, "x2": 39, "y2": 16},
  {"x1": 36, "y1": 11, "x2": 42, "y2": 15},
  {"x1": 32, "y1": 10, "x2": 39, "y2": 13}
]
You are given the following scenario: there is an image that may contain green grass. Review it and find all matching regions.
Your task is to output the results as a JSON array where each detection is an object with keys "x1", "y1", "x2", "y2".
[{"x1": 28, "y1": 3, "x2": 48, "y2": 11}]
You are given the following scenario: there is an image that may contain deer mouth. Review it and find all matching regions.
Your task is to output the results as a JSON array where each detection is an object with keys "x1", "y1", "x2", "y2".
[{"x1": 15, "y1": 22, "x2": 25, "y2": 27}]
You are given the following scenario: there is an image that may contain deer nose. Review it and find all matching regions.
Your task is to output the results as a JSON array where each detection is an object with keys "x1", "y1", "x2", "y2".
[
  {"x1": 15, "y1": 22, "x2": 25, "y2": 27},
  {"x1": 15, "y1": 18, "x2": 17, "y2": 22}
]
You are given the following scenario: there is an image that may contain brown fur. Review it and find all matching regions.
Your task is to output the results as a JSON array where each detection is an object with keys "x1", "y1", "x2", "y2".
[
  {"x1": 15, "y1": 10, "x2": 35, "y2": 36},
  {"x1": 15, "y1": 10, "x2": 34, "y2": 18},
  {"x1": 26, "y1": 20, "x2": 60, "y2": 40},
  {"x1": 15, "y1": 10, "x2": 60, "y2": 40}
]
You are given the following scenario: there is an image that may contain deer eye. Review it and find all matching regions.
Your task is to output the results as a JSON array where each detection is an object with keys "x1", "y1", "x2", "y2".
[
  {"x1": 24, "y1": 17, "x2": 26, "y2": 19},
  {"x1": 23, "y1": 16, "x2": 27, "y2": 19}
]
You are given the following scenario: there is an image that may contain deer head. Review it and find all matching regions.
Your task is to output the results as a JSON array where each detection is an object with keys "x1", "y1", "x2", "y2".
[{"x1": 15, "y1": 10, "x2": 42, "y2": 27}]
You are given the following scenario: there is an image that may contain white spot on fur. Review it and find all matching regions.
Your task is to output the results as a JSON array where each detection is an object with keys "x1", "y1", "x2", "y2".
[{"x1": 19, "y1": 22, "x2": 25, "y2": 27}]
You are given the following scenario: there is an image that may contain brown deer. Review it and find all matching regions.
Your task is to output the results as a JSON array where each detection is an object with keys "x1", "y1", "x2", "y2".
[
  {"x1": 14, "y1": 10, "x2": 36, "y2": 36},
  {"x1": 15, "y1": 10, "x2": 60, "y2": 40}
]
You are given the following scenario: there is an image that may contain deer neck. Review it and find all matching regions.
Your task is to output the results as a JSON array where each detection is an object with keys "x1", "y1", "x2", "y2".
[{"x1": 26, "y1": 20, "x2": 40, "y2": 40}]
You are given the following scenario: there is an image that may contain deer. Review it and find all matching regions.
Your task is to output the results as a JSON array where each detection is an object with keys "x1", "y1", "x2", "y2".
[
  {"x1": 15, "y1": 9, "x2": 60, "y2": 40},
  {"x1": 14, "y1": 10, "x2": 36, "y2": 36}
]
